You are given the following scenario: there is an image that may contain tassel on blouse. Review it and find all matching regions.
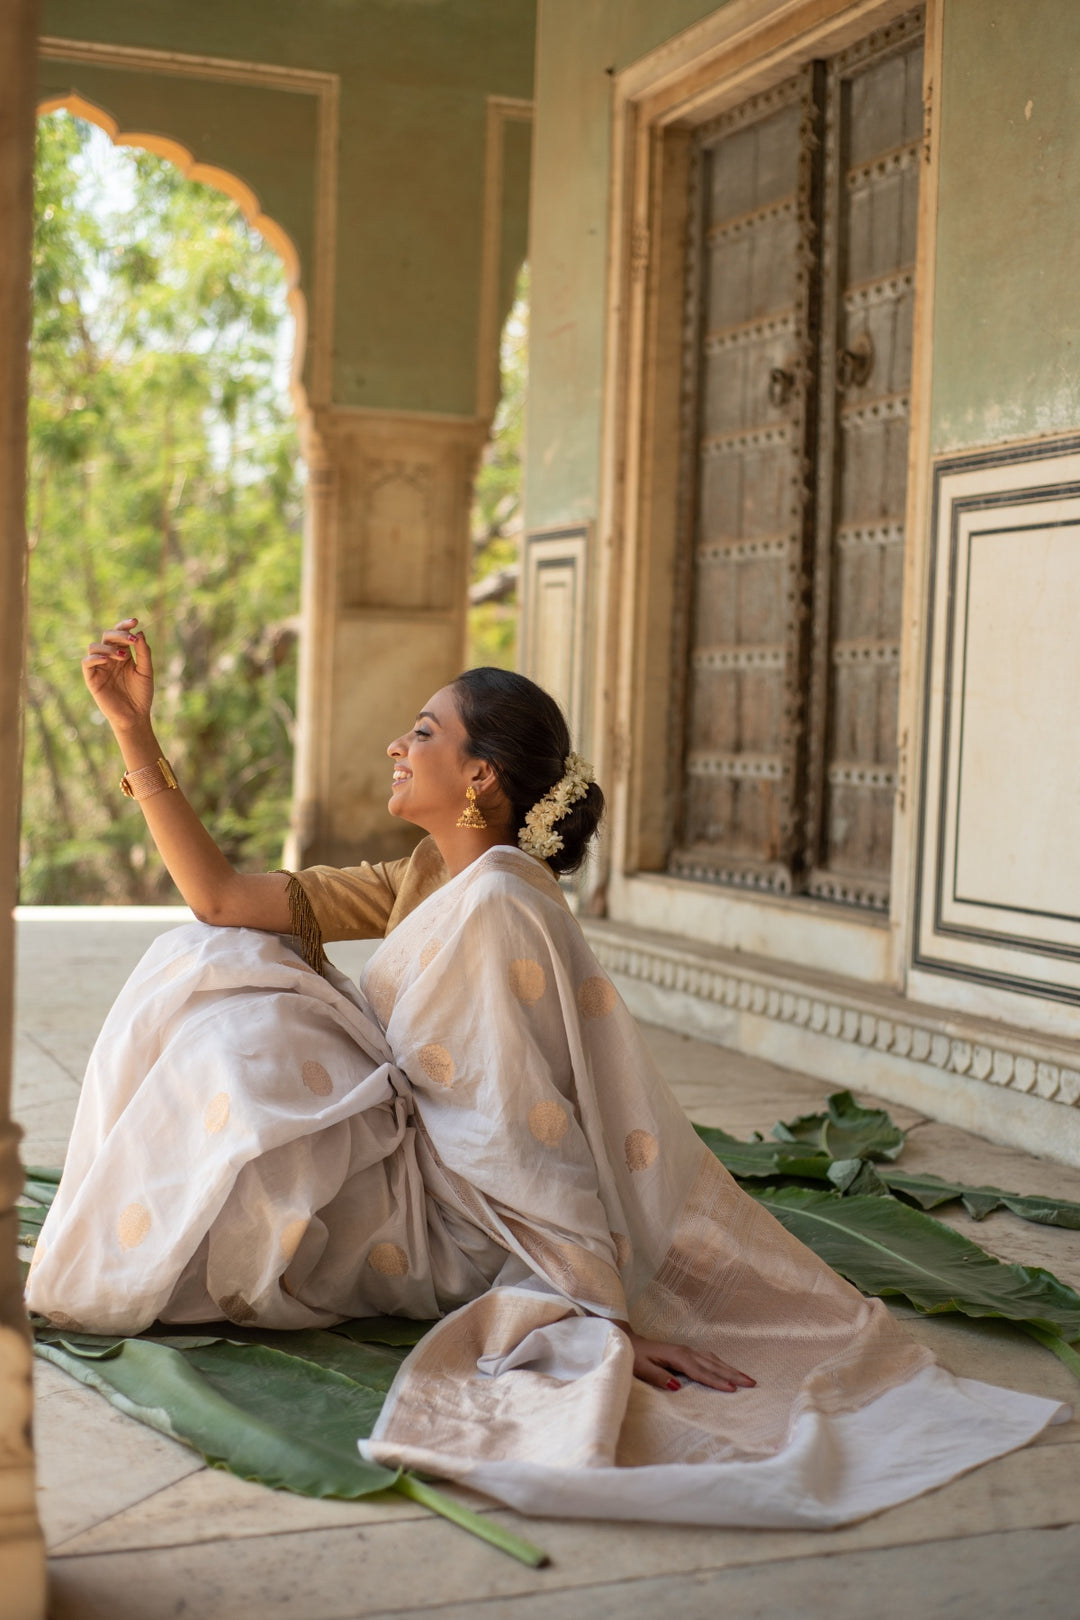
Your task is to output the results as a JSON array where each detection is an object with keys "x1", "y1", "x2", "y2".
[{"x1": 278, "y1": 871, "x2": 328, "y2": 974}]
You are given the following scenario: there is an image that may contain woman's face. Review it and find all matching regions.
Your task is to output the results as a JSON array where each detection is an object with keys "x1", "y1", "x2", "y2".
[{"x1": 386, "y1": 685, "x2": 496, "y2": 832}]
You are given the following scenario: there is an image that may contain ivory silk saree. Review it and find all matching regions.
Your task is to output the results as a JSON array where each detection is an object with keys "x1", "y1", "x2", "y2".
[{"x1": 27, "y1": 846, "x2": 1066, "y2": 1527}]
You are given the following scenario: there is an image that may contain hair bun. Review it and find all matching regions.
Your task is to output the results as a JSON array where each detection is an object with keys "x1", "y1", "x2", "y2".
[{"x1": 453, "y1": 668, "x2": 605, "y2": 874}]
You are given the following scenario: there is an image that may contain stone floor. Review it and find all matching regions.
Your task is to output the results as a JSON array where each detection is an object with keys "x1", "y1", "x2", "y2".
[{"x1": 14, "y1": 909, "x2": 1080, "y2": 1619}]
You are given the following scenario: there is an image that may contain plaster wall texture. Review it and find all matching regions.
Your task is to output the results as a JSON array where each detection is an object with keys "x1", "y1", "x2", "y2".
[
  {"x1": 35, "y1": 62, "x2": 320, "y2": 365},
  {"x1": 40, "y1": 0, "x2": 535, "y2": 416},
  {"x1": 526, "y1": 0, "x2": 728, "y2": 532},
  {"x1": 931, "y1": 0, "x2": 1080, "y2": 453},
  {"x1": 526, "y1": 0, "x2": 1080, "y2": 502},
  {"x1": 521, "y1": 0, "x2": 1080, "y2": 1159}
]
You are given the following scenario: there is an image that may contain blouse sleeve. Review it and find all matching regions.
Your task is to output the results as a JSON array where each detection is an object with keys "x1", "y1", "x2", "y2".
[
  {"x1": 281, "y1": 857, "x2": 410, "y2": 970},
  {"x1": 282, "y1": 835, "x2": 449, "y2": 971}
]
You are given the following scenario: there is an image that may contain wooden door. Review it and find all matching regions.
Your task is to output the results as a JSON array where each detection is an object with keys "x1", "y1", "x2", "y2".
[
  {"x1": 670, "y1": 10, "x2": 924, "y2": 912},
  {"x1": 805, "y1": 26, "x2": 924, "y2": 909},
  {"x1": 670, "y1": 68, "x2": 824, "y2": 894}
]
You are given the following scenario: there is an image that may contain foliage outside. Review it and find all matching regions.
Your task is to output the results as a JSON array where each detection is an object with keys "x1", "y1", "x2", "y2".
[
  {"x1": 467, "y1": 265, "x2": 527, "y2": 670},
  {"x1": 23, "y1": 112, "x2": 303, "y2": 903}
]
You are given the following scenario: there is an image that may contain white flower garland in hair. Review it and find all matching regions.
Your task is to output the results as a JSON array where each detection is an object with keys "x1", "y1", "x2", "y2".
[{"x1": 518, "y1": 751, "x2": 595, "y2": 860}]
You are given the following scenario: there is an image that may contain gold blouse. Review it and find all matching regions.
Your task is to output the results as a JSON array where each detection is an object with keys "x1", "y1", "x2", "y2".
[{"x1": 283, "y1": 835, "x2": 449, "y2": 970}]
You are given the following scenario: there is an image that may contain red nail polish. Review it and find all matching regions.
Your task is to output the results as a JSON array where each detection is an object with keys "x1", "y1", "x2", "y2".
[{"x1": 667, "y1": 1378, "x2": 680, "y2": 1391}]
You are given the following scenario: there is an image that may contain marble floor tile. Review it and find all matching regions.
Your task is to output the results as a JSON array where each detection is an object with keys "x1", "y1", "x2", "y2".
[
  {"x1": 45, "y1": 1451, "x2": 1080, "y2": 1620},
  {"x1": 12, "y1": 1032, "x2": 80, "y2": 1104},
  {"x1": 32, "y1": 1358, "x2": 204, "y2": 1549},
  {"x1": 924, "y1": 1206, "x2": 1080, "y2": 1291},
  {"x1": 19, "y1": 914, "x2": 1080, "y2": 1619},
  {"x1": 890, "y1": 1305, "x2": 1080, "y2": 1427},
  {"x1": 51, "y1": 1459, "x2": 466, "y2": 1556},
  {"x1": 14, "y1": 1095, "x2": 79, "y2": 1168},
  {"x1": 382, "y1": 1524, "x2": 1080, "y2": 1620},
  {"x1": 646, "y1": 1025, "x2": 926, "y2": 1135},
  {"x1": 902, "y1": 1116, "x2": 1080, "y2": 1201}
]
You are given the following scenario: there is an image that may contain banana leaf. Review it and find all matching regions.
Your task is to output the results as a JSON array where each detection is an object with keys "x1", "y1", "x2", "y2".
[
  {"x1": 826, "y1": 1157, "x2": 891, "y2": 1196},
  {"x1": 695, "y1": 1108, "x2": 1080, "y2": 1233},
  {"x1": 772, "y1": 1090, "x2": 907, "y2": 1161},
  {"x1": 35, "y1": 1332, "x2": 396, "y2": 1497},
  {"x1": 692, "y1": 1123, "x2": 833, "y2": 1181},
  {"x1": 25, "y1": 1164, "x2": 62, "y2": 1187},
  {"x1": 749, "y1": 1184, "x2": 1080, "y2": 1339},
  {"x1": 332, "y1": 1315, "x2": 436, "y2": 1348},
  {"x1": 16, "y1": 1166, "x2": 60, "y2": 1251},
  {"x1": 143, "y1": 1323, "x2": 417, "y2": 1389},
  {"x1": 34, "y1": 1327, "x2": 548, "y2": 1567},
  {"x1": 22, "y1": 1176, "x2": 60, "y2": 1207},
  {"x1": 879, "y1": 1168, "x2": 1080, "y2": 1229},
  {"x1": 14, "y1": 1203, "x2": 48, "y2": 1240}
]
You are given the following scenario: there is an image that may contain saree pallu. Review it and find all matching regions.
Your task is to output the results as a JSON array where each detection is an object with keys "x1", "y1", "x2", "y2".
[{"x1": 27, "y1": 847, "x2": 1067, "y2": 1527}]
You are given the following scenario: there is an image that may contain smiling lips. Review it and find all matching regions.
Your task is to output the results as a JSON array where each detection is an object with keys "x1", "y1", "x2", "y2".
[{"x1": 391, "y1": 769, "x2": 411, "y2": 788}]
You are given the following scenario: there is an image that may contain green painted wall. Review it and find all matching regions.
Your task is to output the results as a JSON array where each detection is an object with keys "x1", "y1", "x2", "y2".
[
  {"x1": 931, "y1": 0, "x2": 1080, "y2": 452},
  {"x1": 525, "y1": 0, "x2": 728, "y2": 531},
  {"x1": 40, "y1": 0, "x2": 535, "y2": 416},
  {"x1": 525, "y1": 0, "x2": 1080, "y2": 532},
  {"x1": 36, "y1": 63, "x2": 318, "y2": 333}
]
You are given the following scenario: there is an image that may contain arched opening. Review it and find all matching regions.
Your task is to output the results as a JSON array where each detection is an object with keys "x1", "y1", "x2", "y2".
[
  {"x1": 25, "y1": 102, "x2": 307, "y2": 902},
  {"x1": 467, "y1": 263, "x2": 528, "y2": 669}
]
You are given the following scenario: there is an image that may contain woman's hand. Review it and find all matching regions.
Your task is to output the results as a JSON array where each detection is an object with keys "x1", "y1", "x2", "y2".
[
  {"x1": 82, "y1": 617, "x2": 154, "y2": 734},
  {"x1": 626, "y1": 1332, "x2": 756, "y2": 1394}
]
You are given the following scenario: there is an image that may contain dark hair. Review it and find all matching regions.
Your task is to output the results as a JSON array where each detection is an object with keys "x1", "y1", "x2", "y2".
[{"x1": 452, "y1": 667, "x2": 605, "y2": 874}]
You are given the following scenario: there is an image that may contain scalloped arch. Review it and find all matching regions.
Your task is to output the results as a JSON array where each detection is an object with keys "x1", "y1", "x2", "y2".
[{"x1": 36, "y1": 91, "x2": 308, "y2": 422}]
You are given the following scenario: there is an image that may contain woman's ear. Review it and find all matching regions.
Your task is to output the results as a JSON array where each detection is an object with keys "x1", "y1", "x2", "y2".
[{"x1": 471, "y1": 761, "x2": 500, "y2": 797}]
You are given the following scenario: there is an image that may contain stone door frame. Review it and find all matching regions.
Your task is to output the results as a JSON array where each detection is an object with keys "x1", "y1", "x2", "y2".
[{"x1": 588, "y1": 0, "x2": 944, "y2": 994}]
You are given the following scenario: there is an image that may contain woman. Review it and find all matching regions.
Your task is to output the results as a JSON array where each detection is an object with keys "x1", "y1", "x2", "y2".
[{"x1": 26, "y1": 617, "x2": 1065, "y2": 1528}]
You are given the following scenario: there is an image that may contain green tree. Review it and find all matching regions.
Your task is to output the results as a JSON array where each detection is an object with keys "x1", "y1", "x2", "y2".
[
  {"x1": 23, "y1": 112, "x2": 302, "y2": 903},
  {"x1": 467, "y1": 264, "x2": 527, "y2": 669}
]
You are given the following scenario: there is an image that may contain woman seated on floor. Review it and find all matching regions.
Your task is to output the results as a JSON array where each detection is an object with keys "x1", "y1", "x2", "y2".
[{"x1": 25, "y1": 616, "x2": 1066, "y2": 1528}]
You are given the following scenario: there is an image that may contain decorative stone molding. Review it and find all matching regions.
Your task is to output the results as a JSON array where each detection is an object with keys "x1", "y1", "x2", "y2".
[{"x1": 584, "y1": 919, "x2": 1080, "y2": 1109}]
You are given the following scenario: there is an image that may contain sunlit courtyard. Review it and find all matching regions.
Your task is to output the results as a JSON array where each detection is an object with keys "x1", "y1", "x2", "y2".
[{"x1": 18, "y1": 909, "x2": 1080, "y2": 1619}]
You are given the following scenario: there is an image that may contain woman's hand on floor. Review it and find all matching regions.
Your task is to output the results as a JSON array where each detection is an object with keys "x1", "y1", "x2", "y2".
[{"x1": 625, "y1": 1332, "x2": 756, "y2": 1393}]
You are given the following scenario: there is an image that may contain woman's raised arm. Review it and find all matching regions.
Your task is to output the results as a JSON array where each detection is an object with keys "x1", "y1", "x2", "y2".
[{"x1": 83, "y1": 616, "x2": 292, "y2": 932}]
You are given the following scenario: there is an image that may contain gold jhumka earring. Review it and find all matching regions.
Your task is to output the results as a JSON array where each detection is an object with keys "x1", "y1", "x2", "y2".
[{"x1": 456, "y1": 785, "x2": 487, "y2": 830}]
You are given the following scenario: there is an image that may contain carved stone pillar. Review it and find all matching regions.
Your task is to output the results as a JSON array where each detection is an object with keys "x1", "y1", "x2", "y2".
[
  {"x1": 0, "y1": 0, "x2": 47, "y2": 1612},
  {"x1": 287, "y1": 409, "x2": 488, "y2": 869}
]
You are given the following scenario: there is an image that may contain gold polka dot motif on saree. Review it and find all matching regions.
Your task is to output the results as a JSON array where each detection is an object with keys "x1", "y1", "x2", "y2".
[
  {"x1": 508, "y1": 957, "x2": 546, "y2": 1004},
  {"x1": 611, "y1": 1230, "x2": 632, "y2": 1269},
  {"x1": 203, "y1": 1091, "x2": 230, "y2": 1134},
  {"x1": 419, "y1": 937, "x2": 444, "y2": 970},
  {"x1": 368, "y1": 1242, "x2": 410, "y2": 1276},
  {"x1": 46, "y1": 1310, "x2": 82, "y2": 1331},
  {"x1": 301, "y1": 1059, "x2": 334, "y2": 1096},
  {"x1": 275, "y1": 955, "x2": 315, "y2": 974},
  {"x1": 577, "y1": 975, "x2": 617, "y2": 1019},
  {"x1": 117, "y1": 1202, "x2": 152, "y2": 1250},
  {"x1": 528, "y1": 1099, "x2": 570, "y2": 1146},
  {"x1": 550, "y1": 1242, "x2": 625, "y2": 1312},
  {"x1": 217, "y1": 1292, "x2": 258, "y2": 1324},
  {"x1": 418, "y1": 1043, "x2": 455, "y2": 1087},
  {"x1": 624, "y1": 1129, "x2": 659, "y2": 1172}
]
